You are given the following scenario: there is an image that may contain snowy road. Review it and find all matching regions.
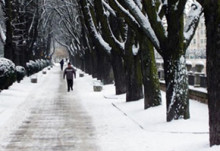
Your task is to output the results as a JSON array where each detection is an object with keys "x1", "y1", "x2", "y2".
[
  {"x1": 0, "y1": 67, "x2": 98, "y2": 151},
  {"x1": 0, "y1": 65, "x2": 219, "y2": 151}
]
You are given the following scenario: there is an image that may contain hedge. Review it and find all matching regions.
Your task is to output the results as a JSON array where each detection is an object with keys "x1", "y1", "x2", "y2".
[
  {"x1": 16, "y1": 66, "x2": 26, "y2": 83},
  {"x1": 26, "y1": 59, "x2": 50, "y2": 76},
  {"x1": 0, "y1": 58, "x2": 16, "y2": 90},
  {"x1": 0, "y1": 58, "x2": 51, "y2": 91}
]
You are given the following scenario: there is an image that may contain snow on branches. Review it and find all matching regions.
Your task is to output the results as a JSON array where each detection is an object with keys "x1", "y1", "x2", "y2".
[{"x1": 184, "y1": 1, "x2": 203, "y2": 49}]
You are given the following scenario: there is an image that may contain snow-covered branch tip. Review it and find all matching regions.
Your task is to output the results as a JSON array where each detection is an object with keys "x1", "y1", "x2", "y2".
[
  {"x1": 0, "y1": 0, "x2": 5, "y2": 6},
  {"x1": 102, "y1": 0, "x2": 116, "y2": 17},
  {"x1": 0, "y1": 24, "x2": 6, "y2": 43},
  {"x1": 112, "y1": 0, "x2": 140, "y2": 27},
  {"x1": 122, "y1": 0, "x2": 160, "y2": 50},
  {"x1": 82, "y1": 0, "x2": 112, "y2": 54},
  {"x1": 184, "y1": 1, "x2": 203, "y2": 47},
  {"x1": 55, "y1": 38, "x2": 74, "y2": 56}
]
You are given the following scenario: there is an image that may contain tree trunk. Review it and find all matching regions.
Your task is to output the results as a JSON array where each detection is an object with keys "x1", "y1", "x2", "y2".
[
  {"x1": 4, "y1": 0, "x2": 14, "y2": 61},
  {"x1": 96, "y1": 48, "x2": 113, "y2": 85},
  {"x1": 74, "y1": 54, "x2": 81, "y2": 69},
  {"x1": 101, "y1": 55, "x2": 113, "y2": 85},
  {"x1": 84, "y1": 49, "x2": 93, "y2": 75},
  {"x1": 163, "y1": 6, "x2": 189, "y2": 122},
  {"x1": 163, "y1": 55, "x2": 189, "y2": 121},
  {"x1": 124, "y1": 28, "x2": 143, "y2": 102},
  {"x1": 203, "y1": 1, "x2": 220, "y2": 146},
  {"x1": 91, "y1": 48, "x2": 98, "y2": 78},
  {"x1": 140, "y1": 36, "x2": 161, "y2": 109},
  {"x1": 80, "y1": 57, "x2": 85, "y2": 72},
  {"x1": 125, "y1": 53, "x2": 143, "y2": 102},
  {"x1": 111, "y1": 50, "x2": 127, "y2": 95},
  {"x1": 20, "y1": 45, "x2": 26, "y2": 67}
]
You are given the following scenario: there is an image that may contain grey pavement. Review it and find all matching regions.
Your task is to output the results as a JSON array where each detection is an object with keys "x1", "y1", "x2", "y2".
[{"x1": 1, "y1": 69, "x2": 99, "y2": 151}]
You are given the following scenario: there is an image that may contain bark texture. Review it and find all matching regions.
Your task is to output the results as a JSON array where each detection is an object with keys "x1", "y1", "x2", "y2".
[
  {"x1": 202, "y1": 0, "x2": 220, "y2": 146},
  {"x1": 140, "y1": 36, "x2": 161, "y2": 109},
  {"x1": 163, "y1": 1, "x2": 189, "y2": 121},
  {"x1": 125, "y1": 29, "x2": 143, "y2": 102}
]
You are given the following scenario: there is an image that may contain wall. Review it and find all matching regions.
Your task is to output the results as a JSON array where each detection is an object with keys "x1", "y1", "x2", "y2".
[{"x1": 160, "y1": 82, "x2": 208, "y2": 104}]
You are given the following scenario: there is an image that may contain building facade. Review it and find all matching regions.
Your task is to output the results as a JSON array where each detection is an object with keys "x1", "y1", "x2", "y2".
[{"x1": 186, "y1": 15, "x2": 206, "y2": 59}]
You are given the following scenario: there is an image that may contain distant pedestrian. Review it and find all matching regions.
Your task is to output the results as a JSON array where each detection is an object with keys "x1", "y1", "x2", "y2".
[
  {"x1": 60, "y1": 59, "x2": 64, "y2": 71},
  {"x1": 63, "y1": 62, "x2": 76, "y2": 92}
]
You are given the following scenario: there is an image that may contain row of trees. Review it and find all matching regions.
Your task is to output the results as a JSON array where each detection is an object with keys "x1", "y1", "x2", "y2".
[
  {"x1": 58, "y1": 0, "x2": 201, "y2": 121},
  {"x1": 1, "y1": 0, "x2": 220, "y2": 147},
  {"x1": 0, "y1": 0, "x2": 54, "y2": 66},
  {"x1": 53, "y1": 0, "x2": 220, "y2": 146}
]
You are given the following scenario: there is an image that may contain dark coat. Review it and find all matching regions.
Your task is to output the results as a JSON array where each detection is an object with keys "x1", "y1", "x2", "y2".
[
  {"x1": 60, "y1": 59, "x2": 64, "y2": 65},
  {"x1": 63, "y1": 66, "x2": 76, "y2": 80}
]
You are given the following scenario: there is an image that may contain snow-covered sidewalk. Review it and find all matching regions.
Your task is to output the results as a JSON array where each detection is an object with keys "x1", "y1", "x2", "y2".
[
  {"x1": 75, "y1": 70, "x2": 219, "y2": 151},
  {"x1": 0, "y1": 64, "x2": 219, "y2": 151},
  {"x1": 0, "y1": 65, "x2": 98, "y2": 150}
]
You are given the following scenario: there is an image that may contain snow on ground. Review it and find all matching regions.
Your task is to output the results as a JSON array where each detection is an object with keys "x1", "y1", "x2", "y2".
[
  {"x1": 0, "y1": 67, "x2": 60, "y2": 146},
  {"x1": 75, "y1": 69, "x2": 218, "y2": 151},
  {"x1": 0, "y1": 64, "x2": 219, "y2": 151}
]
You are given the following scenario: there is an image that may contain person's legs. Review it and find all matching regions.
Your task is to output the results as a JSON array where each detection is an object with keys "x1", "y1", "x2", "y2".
[
  {"x1": 70, "y1": 80, "x2": 73, "y2": 90},
  {"x1": 67, "y1": 79, "x2": 71, "y2": 92}
]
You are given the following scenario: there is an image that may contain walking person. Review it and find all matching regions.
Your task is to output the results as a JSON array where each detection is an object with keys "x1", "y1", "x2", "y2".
[
  {"x1": 63, "y1": 62, "x2": 76, "y2": 92},
  {"x1": 60, "y1": 59, "x2": 64, "y2": 71}
]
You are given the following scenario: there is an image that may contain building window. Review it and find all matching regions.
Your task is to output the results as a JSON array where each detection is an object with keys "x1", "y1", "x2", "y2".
[
  {"x1": 193, "y1": 39, "x2": 196, "y2": 44},
  {"x1": 201, "y1": 30, "x2": 203, "y2": 35}
]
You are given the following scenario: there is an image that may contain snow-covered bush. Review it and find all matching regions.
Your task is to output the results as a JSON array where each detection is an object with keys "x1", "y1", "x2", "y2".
[
  {"x1": 26, "y1": 60, "x2": 38, "y2": 76},
  {"x1": 44, "y1": 59, "x2": 50, "y2": 67},
  {"x1": 35, "y1": 59, "x2": 42, "y2": 71},
  {"x1": 26, "y1": 59, "x2": 51, "y2": 76},
  {"x1": 0, "y1": 58, "x2": 16, "y2": 90},
  {"x1": 16, "y1": 66, "x2": 26, "y2": 83},
  {"x1": 36, "y1": 59, "x2": 50, "y2": 70}
]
